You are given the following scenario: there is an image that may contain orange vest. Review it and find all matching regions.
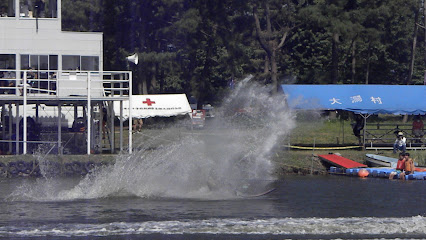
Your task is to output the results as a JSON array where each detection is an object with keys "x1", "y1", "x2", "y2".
[
  {"x1": 405, "y1": 159, "x2": 414, "y2": 172},
  {"x1": 396, "y1": 159, "x2": 405, "y2": 170}
]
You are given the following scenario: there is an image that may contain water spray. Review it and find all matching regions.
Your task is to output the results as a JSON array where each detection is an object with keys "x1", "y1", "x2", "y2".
[{"x1": 9, "y1": 76, "x2": 296, "y2": 201}]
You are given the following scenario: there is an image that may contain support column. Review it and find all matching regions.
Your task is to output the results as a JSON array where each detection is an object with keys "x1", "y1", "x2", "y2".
[
  {"x1": 23, "y1": 81, "x2": 27, "y2": 154},
  {"x1": 15, "y1": 102, "x2": 19, "y2": 154},
  {"x1": 74, "y1": 105, "x2": 78, "y2": 123},
  {"x1": 35, "y1": 103, "x2": 39, "y2": 122},
  {"x1": 120, "y1": 100, "x2": 123, "y2": 152},
  {"x1": 1, "y1": 104, "x2": 5, "y2": 154},
  {"x1": 87, "y1": 73, "x2": 91, "y2": 155},
  {"x1": 128, "y1": 72, "x2": 132, "y2": 154},
  {"x1": 109, "y1": 100, "x2": 114, "y2": 153},
  {"x1": 15, "y1": 53, "x2": 20, "y2": 97},
  {"x1": 361, "y1": 113, "x2": 370, "y2": 150},
  {"x1": 118, "y1": 75, "x2": 123, "y2": 152},
  {"x1": 83, "y1": 105, "x2": 87, "y2": 152},
  {"x1": 8, "y1": 104, "x2": 12, "y2": 153},
  {"x1": 98, "y1": 103, "x2": 102, "y2": 153},
  {"x1": 58, "y1": 103, "x2": 62, "y2": 154}
]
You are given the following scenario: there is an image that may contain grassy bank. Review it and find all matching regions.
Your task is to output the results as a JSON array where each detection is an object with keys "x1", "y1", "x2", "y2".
[
  {"x1": 1, "y1": 116, "x2": 424, "y2": 178},
  {"x1": 134, "y1": 115, "x2": 425, "y2": 171},
  {"x1": 273, "y1": 114, "x2": 426, "y2": 176},
  {"x1": 289, "y1": 118, "x2": 360, "y2": 146},
  {"x1": 273, "y1": 149, "x2": 426, "y2": 176}
]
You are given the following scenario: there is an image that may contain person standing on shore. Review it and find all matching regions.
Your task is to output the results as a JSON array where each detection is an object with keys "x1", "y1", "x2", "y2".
[{"x1": 412, "y1": 116, "x2": 424, "y2": 143}]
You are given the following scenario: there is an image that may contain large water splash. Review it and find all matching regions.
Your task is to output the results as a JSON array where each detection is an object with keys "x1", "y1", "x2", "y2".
[{"x1": 9, "y1": 76, "x2": 296, "y2": 201}]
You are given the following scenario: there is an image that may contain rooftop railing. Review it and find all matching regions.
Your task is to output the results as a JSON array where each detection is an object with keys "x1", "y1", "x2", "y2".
[{"x1": 0, "y1": 70, "x2": 132, "y2": 98}]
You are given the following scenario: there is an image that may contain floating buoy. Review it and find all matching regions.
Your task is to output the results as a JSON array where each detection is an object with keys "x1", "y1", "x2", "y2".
[{"x1": 358, "y1": 169, "x2": 369, "y2": 178}]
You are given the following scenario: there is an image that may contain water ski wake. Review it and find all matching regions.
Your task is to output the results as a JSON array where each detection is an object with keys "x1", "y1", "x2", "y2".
[{"x1": 236, "y1": 188, "x2": 276, "y2": 198}]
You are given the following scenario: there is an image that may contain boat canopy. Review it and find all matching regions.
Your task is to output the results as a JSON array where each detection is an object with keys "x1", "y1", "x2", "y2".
[{"x1": 281, "y1": 85, "x2": 426, "y2": 115}]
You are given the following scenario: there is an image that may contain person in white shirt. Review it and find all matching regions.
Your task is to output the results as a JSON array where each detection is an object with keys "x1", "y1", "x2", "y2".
[
  {"x1": 393, "y1": 131, "x2": 406, "y2": 153},
  {"x1": 2, "y1": 69, "x2": 16, "y2": 94}
]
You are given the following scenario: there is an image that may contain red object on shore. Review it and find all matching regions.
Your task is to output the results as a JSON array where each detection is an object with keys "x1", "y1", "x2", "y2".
[{"x1": 318, "y1": 154, "x2": 367, "y2": 169}]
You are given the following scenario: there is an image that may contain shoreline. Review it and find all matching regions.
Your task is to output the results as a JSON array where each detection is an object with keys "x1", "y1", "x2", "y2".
[
  {"x1": 0, "y1": 154, "x2": 116, "y2": 178},
  {"x1": 0, "y1": 149, "x2": 423, "y2": 178}
]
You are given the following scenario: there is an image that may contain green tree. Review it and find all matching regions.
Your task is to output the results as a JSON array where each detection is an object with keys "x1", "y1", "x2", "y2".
[
  {"x1": 62, "y1": 0, "x2": 426, "y2": 102},
  {"x1": 62, "y1": 0, "x2": 102, "y2": 31},
  {"x1": 252, "y1": 0, "x2": 302, "y2": 93}
]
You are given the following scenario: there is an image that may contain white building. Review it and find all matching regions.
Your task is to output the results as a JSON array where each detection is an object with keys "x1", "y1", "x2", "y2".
[
  {"x1": 0, "y1": 0, "x2": 102, "y2": 76},
  {"x1": 0, "y1": 0, "x2": 132, "y2": 155}
]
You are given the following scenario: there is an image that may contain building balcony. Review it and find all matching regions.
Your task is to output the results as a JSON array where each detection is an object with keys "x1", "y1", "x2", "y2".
[{"x1": 0, "y1": 70, "x2": 131, "y2": 101}]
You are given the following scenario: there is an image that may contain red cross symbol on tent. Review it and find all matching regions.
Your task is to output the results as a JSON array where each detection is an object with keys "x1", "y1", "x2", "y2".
[{"x1": 143, "y1": 98, "x2": 156, "y2": 106}]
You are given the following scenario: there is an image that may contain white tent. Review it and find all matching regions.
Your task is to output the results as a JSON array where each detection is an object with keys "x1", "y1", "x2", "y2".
[{"x1": 114, "y1": 94, "x2": 192, "y2": 119}]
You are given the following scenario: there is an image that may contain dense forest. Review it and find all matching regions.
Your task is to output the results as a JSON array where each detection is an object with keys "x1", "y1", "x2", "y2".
[{"x1": 61, "y1": 0, "x2": 426, "y2": 106}]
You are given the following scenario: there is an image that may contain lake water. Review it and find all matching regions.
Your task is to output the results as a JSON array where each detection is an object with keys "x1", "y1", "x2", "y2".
[
  {"x1": 1, "y1": 80, "x2": 424, "y2": 239},
  {"x1": 1, "y1": 175, "x2": 425, "y2": 239}
]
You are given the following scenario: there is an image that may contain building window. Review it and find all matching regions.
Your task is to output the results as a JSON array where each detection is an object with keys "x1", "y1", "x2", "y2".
[
  {"x1": 49, "y1": 55, "x2": 57, "y2": 70},
  {"x1": 20, "y1": 55, "x2": 29, "y2": 69},
  {"x1": 62, "y1": 55, "x2": 80, "y2": 71},
  {"x1": 0, "y1": 54, "x2": 16, "y2": 69},
  {"x1": 19, "y1": 0, "x2": 57, "y2": 18},
  {"x1": 0, "y1": 54, "x2": 16, "y2": 92},
  {"x1": 21, "y1": 54, "x2": 58, "y2": 72},
  {"x1": 30, "y1": 55, "x2": 39, "y2": 69},
  {"x1": 81, "y1": 56, "x2": 99, "y2": 71},
  {"x1": 0, "y1": 1, "x2": 15, "y2": 17},
  {"x1": 20, "y1": 54, "x2": 57, "y2": 91},
  {"x1": 63, "y1": 55, "x2": 99, "y2": 71}
]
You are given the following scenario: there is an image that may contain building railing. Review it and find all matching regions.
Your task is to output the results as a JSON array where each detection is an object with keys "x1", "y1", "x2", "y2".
[
  {"x1": 0, "y1": 69, "x2": 133, "y2": 155},
  {"x1": 0, "y1": 70, "x2": 131, "y2": 98}
]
